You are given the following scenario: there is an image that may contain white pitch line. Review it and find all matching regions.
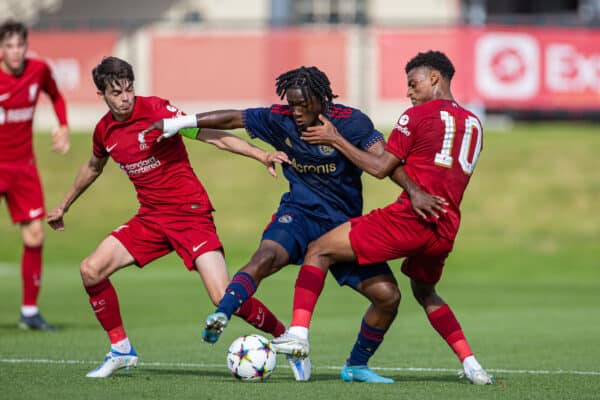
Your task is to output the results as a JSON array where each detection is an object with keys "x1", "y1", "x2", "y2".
[{"x1": 1, "y1": 358, "x2": 599, "y2": 376}]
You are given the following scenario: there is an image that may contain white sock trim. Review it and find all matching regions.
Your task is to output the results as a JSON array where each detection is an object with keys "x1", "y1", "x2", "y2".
[
  {"x1": 21, "y1": 305, "x2": 39, "y2": 317},
  {"x1": 288, "y1": 326, "x2": 309, "y2": 340},
  {"x1": 111, "y1": 337, "x2": 132, "y2": 354}
]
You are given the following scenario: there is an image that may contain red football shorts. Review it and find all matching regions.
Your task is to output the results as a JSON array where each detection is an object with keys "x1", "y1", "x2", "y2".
[
  {"x1": 0, "y1": 161, "x2": 45, "y2": 223},
  {"x1": 111, "y1": 205, "x2": 223, "y2": 270},
  {"x1": 349, "y1": 200, "x2": 454, "y2": 285}
]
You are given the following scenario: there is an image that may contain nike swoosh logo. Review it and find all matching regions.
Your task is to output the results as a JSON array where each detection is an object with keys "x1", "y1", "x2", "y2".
[
  {"x1": 106, "y1": 143, "x2": 118, "y2": 153},
  {"x1": 192, "y1": 241, "x2": 208, "y2": 252},
  {"x1": 28, "y1": 208, "x2": 44, "y2": 218},
  {"x1": 0, "y1": 93, "x2": 9, "y2": 101}
]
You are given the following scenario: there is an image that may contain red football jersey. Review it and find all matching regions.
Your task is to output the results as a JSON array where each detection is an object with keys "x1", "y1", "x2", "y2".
[
  {"x1": 0, "y1": 58, "x2": 67, "y2": 163},
  {"x1": 92, "y1": 96, "x2": 213, "y2": 211},
  {"x1": 386, "y1": 99, "x2": 483, "y2": 240}
]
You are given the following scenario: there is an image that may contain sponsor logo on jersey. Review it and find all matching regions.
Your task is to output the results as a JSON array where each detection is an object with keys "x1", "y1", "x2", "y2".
[
  {"x1": 28, "y1": 207, "x2": 44, "y2": 219},
  {"x1": 106, "y1": 143, "x2": 118, "y2": 153},
  {"x1": 28, "y1": 84, "x2": 38, "y2": 102},
  {"x1": 318, "y1": 145, "x2": 335, "y2": 156},
  {"x1": 291, "y1": 158, "x2": 337, "y2": 174},
  {"x1": 120, "y1": 156, "x2": 161, "y2": 176},
  {"x1": 0, "y1": 106, "x2": 35, "y2": 124},
  {"x1": 278, "y1": 214, "x2": 293, "y2": 223}
]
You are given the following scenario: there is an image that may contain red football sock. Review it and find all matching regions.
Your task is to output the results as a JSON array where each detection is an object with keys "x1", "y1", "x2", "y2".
[
  {"x1": 290, "y1": 265, "x2": 327, "y2": 328},
  {"x1": 235, "y1": 297, "x2": 286, "y2": 337},
  {"x1": 85, "y1": 279, "x2": 125, "y2": 343},
  {"x1": 427, "y1": 304, "x2": 473, "y2": 362},
  {"x1": 21, "y1": 245, "x2": 42, "y2": 306}
]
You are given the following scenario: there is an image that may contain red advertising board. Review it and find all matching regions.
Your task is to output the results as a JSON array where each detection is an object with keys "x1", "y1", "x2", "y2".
[
  {"x1": 28, "y1": 31, "x2": 119, "y2": 103},
  {"x1": 377, "y1": 26, "x2": 600, "y2": 111},
  {"x1": 150, "y1": 29, "x2": 347, "y2": 102}
]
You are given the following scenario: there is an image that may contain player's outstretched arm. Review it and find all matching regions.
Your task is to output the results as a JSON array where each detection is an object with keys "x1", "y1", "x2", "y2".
[
  {"x1": 47, "y1": 154, "x2": 108, "y2": 231},
  {"x1": 390, "y1": 166, "x2": 448, "y2": 219},
  {"x1": 302, "y1": 114, "x2": 400, "y2": 178},
  {"x1": 197, "y1": 128, "x2": 290, "y2": 178},
  {"x1": 145, "y1": 110, "x2": 245, "y2": 142}
]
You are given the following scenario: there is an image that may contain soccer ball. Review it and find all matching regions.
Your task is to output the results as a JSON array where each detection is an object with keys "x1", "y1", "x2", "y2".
[{"x1": 227, "y1": 334, "x2": 277, "y2": 381}]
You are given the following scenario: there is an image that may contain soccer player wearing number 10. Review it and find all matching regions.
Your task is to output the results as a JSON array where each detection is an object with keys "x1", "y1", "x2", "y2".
[{"x1": 284, "y1": 51, "x2": 495, "y2": 384}]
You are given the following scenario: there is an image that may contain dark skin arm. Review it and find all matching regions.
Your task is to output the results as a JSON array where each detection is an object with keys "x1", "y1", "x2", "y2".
[{"x1": 302, "y1": 114, "x2": 448, "y2": 219}]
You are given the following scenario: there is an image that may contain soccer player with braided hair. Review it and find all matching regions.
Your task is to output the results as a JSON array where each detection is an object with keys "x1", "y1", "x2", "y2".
[{"x1": 145, "y1": 65, "x2": 445, "y2": 383}]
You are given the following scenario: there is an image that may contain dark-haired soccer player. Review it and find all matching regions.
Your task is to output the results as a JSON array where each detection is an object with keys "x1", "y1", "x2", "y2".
[
  {"x1": 145, "y1": 66, "x2": 445, "y2": 383},
  {"x1": 47, "y1": 56, "x2": 288, "y2": 378},
  {"x1": 0, "y1": 19, "x2": 70, "y2": 331},
  {"x1": 277, "y1": 51, "x2": 494, "y2": 385}
]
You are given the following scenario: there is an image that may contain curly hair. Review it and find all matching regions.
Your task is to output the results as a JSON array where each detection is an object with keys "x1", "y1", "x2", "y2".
[
  {"x1": 275, "y1": 66, "x2": 338, "y2": 108},
  {"x1": 405, "y1": 50, "x2": 455, "y2": 81},
  {"x1": 92, "y1": 56, "x2": 135, "y2": 92}
]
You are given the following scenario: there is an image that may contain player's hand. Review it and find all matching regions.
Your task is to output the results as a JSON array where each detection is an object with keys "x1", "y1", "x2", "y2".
[
  {"x1": 140, "y1": 120, "x2": 166, "y2": 143},
  {"x1": 51, "y1": 125, "x2": 70, "y2": 155},
  {"x1": 47, "y1": 207, "x2": 66, "y2": 231},
  {"x1": 301, "y1": 114, "x2": 340, "y2": 145},
  {"x1": 264, "y1": 151, "x2": 291, "y2": 178},
  {"x1": 409, "y1": 189, "x2": 448, "y2": 220}
]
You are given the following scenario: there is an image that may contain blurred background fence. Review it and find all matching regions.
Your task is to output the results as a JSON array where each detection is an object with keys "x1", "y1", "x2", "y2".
[{"x1": 3, "y1": 0, "x2": 600, "y2": 129}]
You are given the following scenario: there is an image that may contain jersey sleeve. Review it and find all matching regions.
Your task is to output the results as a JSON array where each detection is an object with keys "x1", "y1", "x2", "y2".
[
  {"x1": 242, "y1": 107, "x2": 279, "y2": 147},
  {"x1": 385, "y1": 110, "x2": 417, "y2": 160},
  {"x1": 92, "y1": 123, "x2": 108, "y2": 158},
  {"x1": 40, "y1": 62, "x2": 68, "y2": 125},
  {"x1": 343, "y1": 111, "x2": 384, "y2": 150}
]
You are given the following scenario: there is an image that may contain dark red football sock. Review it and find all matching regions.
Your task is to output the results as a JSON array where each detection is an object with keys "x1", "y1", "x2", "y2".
[
  {"x1": 290, "y1": 265, "x2": 327, "y2": 328},
  {"x1": 235, "y1": 297, "x2": 286, "y2": 337},
  {"x1": 85, "y1": 279, "x2": 125, "y2": 342},
  {"x1": 427, "y1": 304, "x2": 473, "y2": 362},
  {"x1": 21, "y1": 245, "x2": 42, "y2": 306}
]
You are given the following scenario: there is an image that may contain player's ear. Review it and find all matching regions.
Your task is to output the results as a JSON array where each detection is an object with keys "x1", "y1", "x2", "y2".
[{"x1": 430, "y1": 70, "x2": 440, "y2": 87}]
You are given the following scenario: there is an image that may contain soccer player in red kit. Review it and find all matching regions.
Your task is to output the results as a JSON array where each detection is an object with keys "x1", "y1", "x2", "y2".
[
  {"x1": 276, "y1": 51, "x2": 494, "y2": 384},
  {"x1": 47, "y1": 56, "x2": 288, "y2": 378},
  {"x1": 0, "y1": 20, "x2": 70, "y2": 331}
]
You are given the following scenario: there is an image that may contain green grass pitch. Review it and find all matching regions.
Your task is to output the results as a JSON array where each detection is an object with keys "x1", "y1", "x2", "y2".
[{"x1": 0, "y1": 122, "x2": 599, "y2": 399}]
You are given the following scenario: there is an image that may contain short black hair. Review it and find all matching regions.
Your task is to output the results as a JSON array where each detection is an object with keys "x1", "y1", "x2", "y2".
[
  {"x1": 275, "y1": 66, "x2": 338, "y2": 107},
  {"x1": 405, "y1": 50, "x2": 455, "y2": 81},
  {"x1": 0, "y1": 20, "x2": 28, "y2": 42},
  {"x1": 92, "y1": 56, "x2": 134, "y2": 92}
]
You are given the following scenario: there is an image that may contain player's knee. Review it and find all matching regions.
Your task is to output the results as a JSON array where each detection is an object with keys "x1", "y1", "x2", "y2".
[
  {"x1": 410, "y1": 280, "x2": 436, "y2": 306},
  {"x1": 79, "y1": 257, "x2": 104, "y2": 286},
  {"x1": 22, "y1": 225, "x2": 44, "y2": 247},
  {"x1": 367, "y1": 283, "x2": 401, "y2": 315}
]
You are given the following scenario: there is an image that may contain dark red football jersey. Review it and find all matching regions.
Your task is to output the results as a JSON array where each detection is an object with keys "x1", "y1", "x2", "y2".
[
  {"x1": 386, "y1": 99, "x2": 483, "y2": 240},
  {"x1": 92, "y1": 96, "x2": 213, "y2": 211},
  {"x1": 0, "y1": 58, "x2": 67, "y2": 163}
]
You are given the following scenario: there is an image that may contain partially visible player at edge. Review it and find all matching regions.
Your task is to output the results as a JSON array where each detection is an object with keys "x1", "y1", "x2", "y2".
[
  {"x1": 0, "y1": 19, "x2": 70, "y2": 331},
  {"x1": 145, "y1": 66, "x2": 446, "y2": 383},
  {"x1": 280, "y1": 51, "x2": 495, "y2": 385},
  {"x1": 47, "y1": 56, "x2": 289, "y2": 378}
]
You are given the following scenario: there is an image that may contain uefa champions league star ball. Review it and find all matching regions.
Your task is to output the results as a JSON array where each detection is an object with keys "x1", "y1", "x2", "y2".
[{"x1": 227, "y1": 334, "x2": 277, "y2": 381}]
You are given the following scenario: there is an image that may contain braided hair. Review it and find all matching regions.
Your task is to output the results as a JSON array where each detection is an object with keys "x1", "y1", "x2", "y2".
[{"x1": 275, "y1": 66, "x2": 338, "y2": 112}]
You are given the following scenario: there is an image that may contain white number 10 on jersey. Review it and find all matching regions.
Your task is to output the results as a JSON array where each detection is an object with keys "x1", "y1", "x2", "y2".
[{"x1": 435, "y1": 110, "x2": 483, "y2": 175}]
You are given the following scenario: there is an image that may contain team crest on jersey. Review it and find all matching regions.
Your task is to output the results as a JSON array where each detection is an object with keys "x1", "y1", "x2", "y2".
[
  {"x1": 278, "y1": 214, "x2": 293, "y2": 223},
  {"x1": 318, "y1": 145, "x2": 335, "y2": 156},
  {"x1": 28, "y1": 84, "x2": 39, "y2": 102},
  {"x1": 137, "y1": 131, "x2": 148, "y2": 150},
  {"x1": 399, "y1": 114, "x2": 409, "y2": 126}
]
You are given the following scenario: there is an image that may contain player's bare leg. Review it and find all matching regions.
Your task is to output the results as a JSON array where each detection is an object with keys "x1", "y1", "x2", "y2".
[
  {"x1": 340, "y1": 275, "x2": 399, "y2": 383},
  {"x1": 81, "y1": 236, "x2": 138, "y2": 378},
  {"x1": 197, "y1": 248, "x2": 285, "y2": 343},
  {"x1": 411, "y1": 279, "x2": 494, "y2": 385},
  {"x1": 18, "y1": 219, "x2": 55, "y2": 331}
]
